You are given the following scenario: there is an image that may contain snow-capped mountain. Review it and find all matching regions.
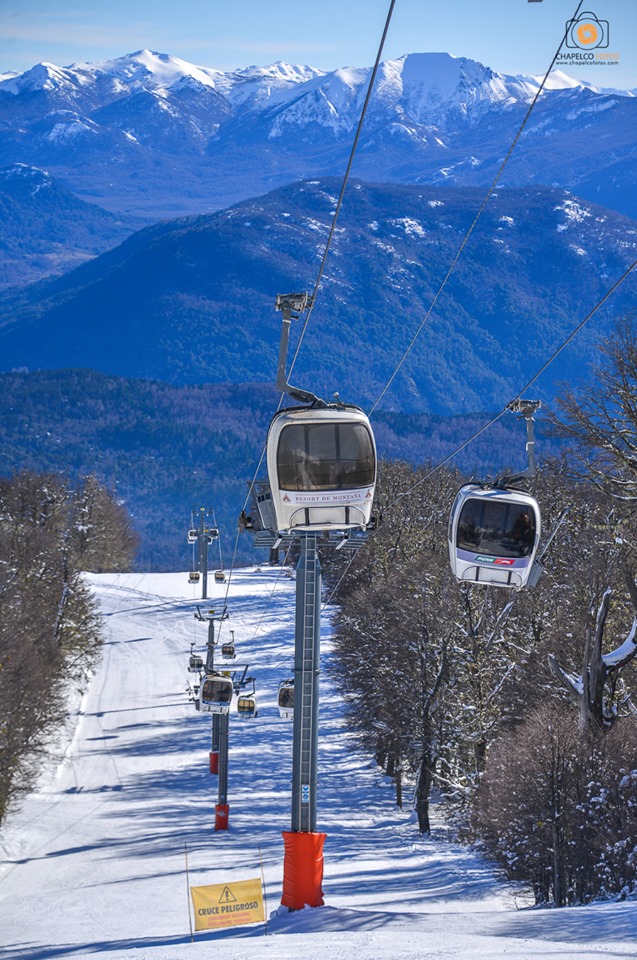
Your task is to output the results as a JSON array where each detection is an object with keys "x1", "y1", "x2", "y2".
[
  {"x1": 0, "y1": 49, "x2": 635, "y2": 240},
  {"x1": 0, "y1": 49, "x2": 324, "y2": 114}
]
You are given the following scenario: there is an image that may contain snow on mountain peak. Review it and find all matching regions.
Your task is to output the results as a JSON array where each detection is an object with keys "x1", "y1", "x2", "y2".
[
  {"x1": 107, "y1": 49, "x2": 224, "y2": 89},
  {"x1": 0, "y1": 161, "x2": 51, "y2": 184},
  {"x1": 213, "y1": 60, "x2": 326, "y2": 108}
]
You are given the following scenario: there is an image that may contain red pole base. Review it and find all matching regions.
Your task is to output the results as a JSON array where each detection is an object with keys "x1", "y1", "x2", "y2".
[
  {"x1": 281, "y1": 831, "x2": 326, "y2": 909},
  {"x1": 209, "y1": 751, "x2": 219, "y2": 774},
  {"x1": 214, "y1": 803, "x2": 229, "y2": 831}
]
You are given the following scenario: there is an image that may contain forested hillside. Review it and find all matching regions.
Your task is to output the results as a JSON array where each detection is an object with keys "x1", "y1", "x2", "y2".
[
  {"x1": 329, "y1": 320, "x2": 637, "y2": 905},
  {"x1": 0, "y1": 180, "x2": 635, "y2": 415},
  {"x1": 0, "y1": 471, "x2": 137, "y2": 820},
  {"x1": 0, "y1": 369, "x2": 566, "y2": 569}
]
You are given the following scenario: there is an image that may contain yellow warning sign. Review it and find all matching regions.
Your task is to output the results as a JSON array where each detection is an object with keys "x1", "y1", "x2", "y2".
[{"x1": 191, "y1": 877, "x2": 264, "y2": 931}]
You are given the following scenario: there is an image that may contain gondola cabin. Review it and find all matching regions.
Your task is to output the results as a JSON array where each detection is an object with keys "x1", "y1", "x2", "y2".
[
  {"x1": 188, "y1": 654, "x2": 204, "y2": 673},
  {"x1": 187, "y1": 529, "x2": 198, "y2": 544},
  {"x1": 237, "y1": 694, "x2": 257, "y2": 718},
  {"x1": 449, "y1": 484, "x2": 541, "y2": 590},
  {"x1": 188, "y1": 571, "x2": 200, "y2": 584},
  {"x1": 214, "y1": 570, "x2": 226, "y2": 584},
  {"x1": 277, "y1": 680, "x2": 294, "y2": 719},
  {"x1": 198, "y1": 674, "x2": 234, "y2": 714},
  {"x1": 221, "y1": 643, "x2": 235, "y2": 659},
  {"x1": 264, "y1": 404, "x2": 376, "y2": 534}
]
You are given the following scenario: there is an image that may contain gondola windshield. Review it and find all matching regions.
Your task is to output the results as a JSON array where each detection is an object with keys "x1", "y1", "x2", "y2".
[
  {"x1": 201, "y1": 677, "x2": 233, "y2": 703},
  {"x1": 277, "y1": 422, "x2": 375, "y2": 491},
  {"x1": 457, "y1": 498, "x2": 536, "y2": 559},
  {"x1": 278, "y1": 685, "x2": 294, "y2": 709}
]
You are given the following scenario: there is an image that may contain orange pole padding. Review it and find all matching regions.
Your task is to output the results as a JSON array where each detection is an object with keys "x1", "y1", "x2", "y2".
[
  {"x1": 214, "y1": 803, "x2": 229, "y2": 831},
  {"x1": 209, "y1": 751, "x2": 219, "y2": 774},
  {"x1": 281, "y1": 831, "x2": 326, "y2": 910}
]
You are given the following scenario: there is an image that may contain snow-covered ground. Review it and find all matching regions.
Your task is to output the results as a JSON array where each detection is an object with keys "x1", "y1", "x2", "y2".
[{"x1": 1, "y1": 569, "x2": 636, "y2": 960}]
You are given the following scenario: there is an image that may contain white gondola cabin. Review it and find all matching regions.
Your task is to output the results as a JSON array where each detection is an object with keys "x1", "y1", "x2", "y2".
[
  {"x1": 449, "y1": 484, "x2": 541, "y2": 590},
  {"x1": 188, "y1": 653, "x2": 204, "y2": 673},
  {"x1": 198, "y1": 673, "x2": 234, "y2": 714},
  {"x1": 237, "y1": 694, "x2": 257, "y2": 718},
  {"x1": 221, "y1": 642, "x2": 235, "y2": 659},
  {"x1": 264, "y1": 404, "x2": 377, "y2": 534},
  {"x1": 188, "y1": 571, "x2": 200, "y2": 584},
  {"x1": 214, "y1": 570, "x2": 226, "y2": 584},
  {"x1": 277, "y1": 679, "x2": 294, "y2": 719},
  {"x1": 187, "y1": 528, "x2": 198, "y2": 544}
]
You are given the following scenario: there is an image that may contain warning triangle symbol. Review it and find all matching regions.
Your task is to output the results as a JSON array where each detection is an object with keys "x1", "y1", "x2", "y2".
[{"x1": 219, "y1": 885, "x2": 237, "y2": 904}]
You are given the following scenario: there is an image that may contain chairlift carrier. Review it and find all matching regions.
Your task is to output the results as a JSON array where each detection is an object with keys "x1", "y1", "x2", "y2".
[
  {"x1": 237, "y1": 679, "x2": 257, "y2": 718},
  {"x1": 448, "y1": 484, "x2": 541, "y2": 590},
  {"x1": 262, "y1": 293, "x2": 377, "y2": 535},
  {"x1": 277, "y1": 679, "x2": 294, "y2": 719},
  {"x1": 198, "y1": 673, "x2": 234, "y2": 714},
  {"x1": 448, "y1": 400, "x2": 542, "y2": 590},
  {"x1": 188, "y1": 653, "x2": 204, "y2": 673}
]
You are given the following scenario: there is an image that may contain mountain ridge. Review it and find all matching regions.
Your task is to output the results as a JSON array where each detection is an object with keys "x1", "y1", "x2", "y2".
[
  {"x1": 0, "y1": 178, "x2": 635, "y2": 416},
  {"x1": 1, "y1": 49, "x2": 634, "y2": 223}
]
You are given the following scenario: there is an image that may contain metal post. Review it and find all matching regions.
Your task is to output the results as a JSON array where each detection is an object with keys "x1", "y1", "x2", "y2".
[
  {"x1": 218, "y1": 712, "x2": 229, "y2": 805},
  {"x1": 281, "y1": 532, "x2": 325, "y2": 909},
  {"x1": 199, "y1": 512, "x2": 208, "y2": 600},
  {"x1": 215, "y1": 712, "x2": 230, "y2": 830},
  {"x1": 201, "y1": 613, "x2": 221, "y2": 775},
  {"x1": 205, "y1": 620, "x2": 215, "y2": 672},
  {"x1": 291, "y1": 532, "x2": 321, "y2": 832},
  {"x1": 211, "y1": 715, "x2": 220, "y2": 753}
]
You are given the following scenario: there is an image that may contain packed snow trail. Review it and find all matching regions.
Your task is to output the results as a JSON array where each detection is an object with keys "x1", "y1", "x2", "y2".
[{"x1": 1, "y1": 570, "x2": 636, "y2": 960}]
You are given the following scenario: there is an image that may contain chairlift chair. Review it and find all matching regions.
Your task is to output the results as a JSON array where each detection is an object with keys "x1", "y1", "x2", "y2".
[
  {"x1": 448, "y1": 484, "x2": 541, "y2": 590},
  {"x1": 277, "y1": 679, "x2": 294, "y2": 719},
  {"x1": 198, "y1": 673, "x2": 234, "y2": 714},
  {"x1": 188, "y1": 571, "x2": 200, "y2": 584}
]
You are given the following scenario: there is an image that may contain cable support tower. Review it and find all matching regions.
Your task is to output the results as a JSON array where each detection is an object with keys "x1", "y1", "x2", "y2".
[
  {"x1": 226, "y1": 0, "x2": 397, "y2": 606},
  {"x1": 367, "y1": 0, "x2": 586, "y2": 417}
]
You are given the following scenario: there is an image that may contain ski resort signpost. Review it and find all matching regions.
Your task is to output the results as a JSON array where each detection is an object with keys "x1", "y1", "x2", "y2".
[{"x1": 190, "y1": 878, "x2": 265, "y2": 931}]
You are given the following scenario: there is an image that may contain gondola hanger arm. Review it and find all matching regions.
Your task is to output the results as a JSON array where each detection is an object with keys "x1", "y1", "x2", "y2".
[
  {"x1": 499, "y1": 399, "x2": 542, "y2": 484},
  {"x1": 275, "y1": 293, "x2": 323, "y2": 405}
]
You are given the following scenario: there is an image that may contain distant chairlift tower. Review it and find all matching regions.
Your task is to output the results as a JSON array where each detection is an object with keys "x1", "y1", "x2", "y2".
[{"x1": 187, "y1": 508, "x2": 219, "y2": 600}]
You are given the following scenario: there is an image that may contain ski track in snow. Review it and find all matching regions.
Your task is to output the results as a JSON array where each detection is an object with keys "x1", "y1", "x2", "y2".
[{"x1": 0, "y1": 569, "x2": 635, "y2": 960}]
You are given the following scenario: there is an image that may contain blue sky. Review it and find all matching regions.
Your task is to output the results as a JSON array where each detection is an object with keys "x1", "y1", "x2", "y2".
[{"x1": 1, "y1": 0, "x2": 635, "y2": 88}]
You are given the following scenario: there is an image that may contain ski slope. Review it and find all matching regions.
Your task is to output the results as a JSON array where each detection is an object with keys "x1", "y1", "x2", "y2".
[{"x1": 1, "y1": 569, "x2": 636, "y2": 960}]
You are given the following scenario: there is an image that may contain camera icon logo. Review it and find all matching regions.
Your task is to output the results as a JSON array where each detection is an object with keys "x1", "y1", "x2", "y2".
[{"x1": 566, "y1": 11, "x2": 609, "y2": 49}]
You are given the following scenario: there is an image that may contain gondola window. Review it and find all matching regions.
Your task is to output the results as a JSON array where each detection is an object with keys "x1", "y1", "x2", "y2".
[{"x1": 277, "y1": 423, "x2": 375, "y2": 491}]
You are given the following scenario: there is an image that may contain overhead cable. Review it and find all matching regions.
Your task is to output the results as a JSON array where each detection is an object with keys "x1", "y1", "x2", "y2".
[
  {"x1": 391, "y1": 255, "x2": 637, "y2": 505},
  {"x1": 368, "y1": 0, "x2": 585, "y2": 416}
]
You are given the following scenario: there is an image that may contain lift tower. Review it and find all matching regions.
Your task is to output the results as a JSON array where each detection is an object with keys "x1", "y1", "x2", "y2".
[{"x1": 246, "y1": 293, "x2": 377, "y2": 910}]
